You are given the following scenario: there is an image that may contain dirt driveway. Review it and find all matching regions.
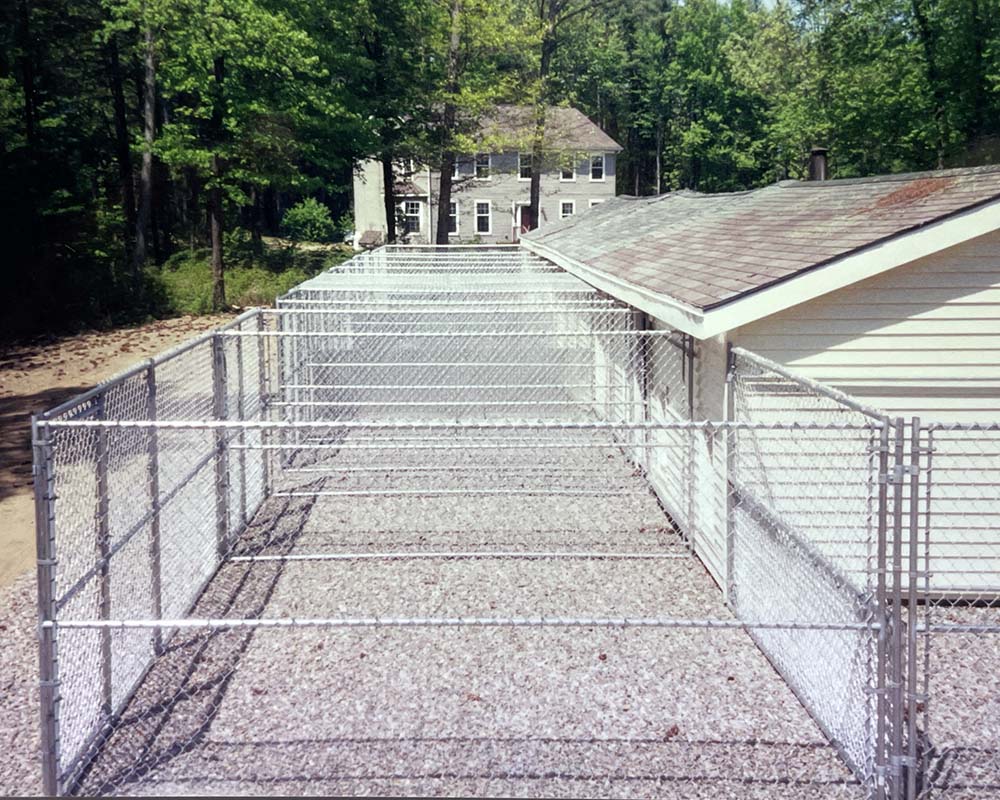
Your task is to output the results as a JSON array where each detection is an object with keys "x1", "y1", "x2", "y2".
[{"x1": 0, "y1": 314, "x2": 233, "y2": 590}]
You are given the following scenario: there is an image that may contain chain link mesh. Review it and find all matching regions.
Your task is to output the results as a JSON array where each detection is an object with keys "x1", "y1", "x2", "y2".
[
  {"x1": 914, "y1": 424, "x2": 1000, "y2": 799},
  {"x1": 31, "y1": 246, "x2": 998, "y2": 799}
]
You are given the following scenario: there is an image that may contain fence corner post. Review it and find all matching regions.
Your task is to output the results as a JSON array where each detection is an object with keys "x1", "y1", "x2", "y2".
[
  {"x1": 95, "y1": 393, "x2": 112, "y2": 718},
  {"x1": 33, "y1": 415, "x2": 60, "y2": 796},
  {"x1": 723, "y1": 342, "x2": 737, "y2": 608},
  {"x1": 145, "y1": 361, "x2": 163, "y2": 654},
  {"x1": 212, "y1": 332, "x2": 230, "y2": 558}
]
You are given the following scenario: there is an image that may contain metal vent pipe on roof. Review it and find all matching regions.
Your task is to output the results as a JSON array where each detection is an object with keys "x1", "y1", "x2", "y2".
[{"x1": 809, "y1": 146, "x2": 829, "y2": 181}]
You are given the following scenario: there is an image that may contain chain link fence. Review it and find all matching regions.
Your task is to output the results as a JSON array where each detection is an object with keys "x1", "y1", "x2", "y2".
[{"x1": 31, "y1": 246, "x2": 998, "y2": 798}]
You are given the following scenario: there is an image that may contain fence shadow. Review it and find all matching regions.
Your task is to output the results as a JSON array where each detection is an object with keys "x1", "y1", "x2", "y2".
[{"x1": 70, "y1": 486, "x2": 321, "y2": 795}]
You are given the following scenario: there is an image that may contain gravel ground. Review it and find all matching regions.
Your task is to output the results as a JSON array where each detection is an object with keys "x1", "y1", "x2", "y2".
[
  {"x1": 919, "y1": 607, "x2": 1000, "y2": 799},
  {"x1": 0, "y1": 572, "x2": 42, "y2": 796},
  {"x1": 63, "y1": 433, "x2": 866, "y2": 798},
  {"x1": 8, "y1": 429, "x2": 996, "y2": 798}
]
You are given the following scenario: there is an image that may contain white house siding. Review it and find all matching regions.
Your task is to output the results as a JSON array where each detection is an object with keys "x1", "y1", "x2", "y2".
[
  {"x1": 730, "y1": 229, "x2": 1000, "y2": 423},
  {"x1": 642, "y1": 319, "x2": 730, "y2": 594},
  {"x1": 731, "y1": 229, "x2": 1000, "y2": 597}
]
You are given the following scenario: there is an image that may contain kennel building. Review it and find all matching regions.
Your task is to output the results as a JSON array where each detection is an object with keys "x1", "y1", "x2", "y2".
[{"x1": 32, "y1": 173, "x2": 1000, "y2": 800}]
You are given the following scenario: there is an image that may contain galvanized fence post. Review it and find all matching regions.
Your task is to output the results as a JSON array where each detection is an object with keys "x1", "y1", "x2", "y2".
[
  {"x1": 145, "y1": 362, "x2": 163, "y2": 654},
  {"x1": 236, "y1": 324, "x2": 248, "y2": 528},
  {"x1": 724, "y1": 343, "x2": 737, "y2": 608},
  {"x1": 95, "y1": 392, "x2": 113, "y2": 718},
  {"x1": 33, "y1": 416, "x2": 60, "y2": 796},
  {"x1": 875, "y1": 420, "x2": 892, "y2": 799},
  {"x1": 257, "y1": 309, "x2": 271, "y2": 494},
  {"x1": 889, "y1": 417, "x2": 907, "y2": 800},
  {"x1": 905, "y1": 417, "x2": 922, "y2": 800},
  {"x1": 212, "y1": 333, "x2": 230, "y2": 557}
]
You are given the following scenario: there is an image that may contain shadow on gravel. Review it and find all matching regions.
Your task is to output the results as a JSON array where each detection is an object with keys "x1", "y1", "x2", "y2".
[
  {"x1": 0, "y1": 386, "x2": 88, "y2": 502},
  {"x1": 70, "y1": 487, "x2": 321, "y2": 795}
]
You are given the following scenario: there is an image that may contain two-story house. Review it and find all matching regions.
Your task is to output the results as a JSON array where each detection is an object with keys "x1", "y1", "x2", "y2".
[{"x1": 352, "y1": 105, "x2": 623, "y2": 246}]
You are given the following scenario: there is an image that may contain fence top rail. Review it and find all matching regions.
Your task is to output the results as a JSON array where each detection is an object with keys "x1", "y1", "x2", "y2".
[
  {"x1": 220, "y1": 329, "x2": 677, "y2": 338},
  {"x1": 274, "y1": 299, "x2": 618, "y2": 306},
  {"x1": 37, "y1": 418, "x2": 885, "y2": 432},
  {"x1": 263, "y1": 307, "x2": 631, "y2": 316},
  {"x1": 280, "y1": 287, "x2": 601, "y2": 296},
  {"x1": 731, "y1": 345, "x2": 890, "y2": 423},
  {"x1": 921, "y1": 421, "x2": 1000, "y2": 432},
  {"x1": 377, "y1": 243, "x2": 524, "y2": 250},
  {"x1": 42, "y1": 616, "x2": 880, "y2": 632}
]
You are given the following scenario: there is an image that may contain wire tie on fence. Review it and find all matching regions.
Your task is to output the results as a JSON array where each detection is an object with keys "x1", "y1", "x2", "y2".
[{"x1": 37, "y1": 558, "x2": 57, "y2": 567}]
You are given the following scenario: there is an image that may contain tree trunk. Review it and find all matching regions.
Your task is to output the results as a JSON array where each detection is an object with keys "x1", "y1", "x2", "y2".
[
  {"x1": 436, "y1": 151, "x2": 456, "y2": 244},
  {"x1": 133, "y1": 24, "x2": 156, "y2": 286},
  {"x1": 186, "y1": 168, "x2": 201, "y2": 252},
  {"x1": 209, "y1": 54, "x2": 226, "y2": 309},
  {"x1": 381, "y1": 153, "x2": 397, "y2": 244},
  {"x1": 528, "y1": 17, "x2": 557, "y2": 230},
  {"x1": 209, "y1": 173, "x2": 225, "y2": 309},
  {"x1": 435, "y1": 0, "x2": 462, "y2": 245},
  {"x1": 17, "y1": 0, "x2": 38, "y2": 151},
  {"x1": 911, "y1": 0, "x2": 947, "y2": 167},
  {"x1": 249, "y1": 185, "x2": 263, "y2": 256},
  {"x1": 107, "y1": 32, "x2": 136, "y2": 261},
  {"x1": 655, "y1": 119, "x2": 663, "y2": 194},
  {"x1": 969, "y1": 0, "x2": 987, "y2": 137}
]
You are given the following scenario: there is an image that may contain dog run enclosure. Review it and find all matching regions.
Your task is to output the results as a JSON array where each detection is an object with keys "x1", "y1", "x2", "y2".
[{"x1": 33, "y1": 245, "x2": 998, "y2": 798}]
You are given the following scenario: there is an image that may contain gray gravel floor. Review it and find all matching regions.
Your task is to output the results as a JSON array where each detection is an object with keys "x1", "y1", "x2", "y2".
[
  {"x1": 10, "y1": 431, "x2": 997, "y2": 798},
  {"x1": 64, "y1": 433, "x2": 866, "y2": 798},
  {"x1": 919, "y1": 607, "x2": 1000, "y2": 799},
  {"x1": 0, "y1": 572, "x2": 43, "y2": 796}
]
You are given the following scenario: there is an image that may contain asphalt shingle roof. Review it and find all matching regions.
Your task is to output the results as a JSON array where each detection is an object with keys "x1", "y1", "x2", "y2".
[
  {"x1": 523, "y1": 165, "x2": 1000, "y2": 310},
  {"x1": 479, "y1": 106, "x2": 623, "y2": 153}
]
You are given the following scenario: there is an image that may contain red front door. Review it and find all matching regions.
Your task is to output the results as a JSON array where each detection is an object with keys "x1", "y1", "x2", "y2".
[{"x1": 515, "y1": 205, "x2": 535, "y2": 241}]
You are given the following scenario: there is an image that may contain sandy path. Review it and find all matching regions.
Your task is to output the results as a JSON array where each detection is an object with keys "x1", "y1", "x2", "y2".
[{"x1": 0, "y1": 314, "x2": 233, "y2": 589}]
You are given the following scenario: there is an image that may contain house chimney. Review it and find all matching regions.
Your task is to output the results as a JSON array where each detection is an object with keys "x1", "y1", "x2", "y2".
[{"x1": 809, "y1": 146, "x2": 829, "y2": 181}]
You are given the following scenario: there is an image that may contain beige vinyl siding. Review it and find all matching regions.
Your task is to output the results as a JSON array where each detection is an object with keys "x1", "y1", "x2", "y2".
[
  {"x1": 731, "y1": 228, "x2": 1000, "y2": 423},
  {"x1": 644, "y1": 322, "x2": 729, "y2": 593},
  {"x1": 732, "y1": 229, "x2": 1000, "y2": 597}
]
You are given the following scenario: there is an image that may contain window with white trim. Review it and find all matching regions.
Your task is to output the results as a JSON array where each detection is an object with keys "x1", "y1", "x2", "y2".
[
  {"x1": 475, "y1": 153, "x2": 490, "y2": 179},
  {"x1": 475, "y1": 200, "x2": 491, "y2": 234},
  {"x1": 518, "y1": 152, "x2": 533, "y2": 181},
  {"x1": 588, "y1": 199, "x2": 604, "y2": 208},
  {"x1": 590, "y1": 153, "x2": 605, "y2": 181},
  {"x1": 448, "y1": 201, "x2": 458, "y2": 235},
  {"x1": 402, "y1": 200, "x2": 421, "y2": 233},
  {"x1": 452, "y1": 160, "x2": 460, "y2": 179},
  {"x1": 560, "y1": 201, "x2": 575, "y2": 219}
]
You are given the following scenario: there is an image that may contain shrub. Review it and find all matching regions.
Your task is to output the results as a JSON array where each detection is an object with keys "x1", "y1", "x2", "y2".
[
  {"x1": 281, "y1": 198, "x2": 337, "y2": 243},
  {"x1": 150, "y1": 251, "x2": 309, "y2": 314}
]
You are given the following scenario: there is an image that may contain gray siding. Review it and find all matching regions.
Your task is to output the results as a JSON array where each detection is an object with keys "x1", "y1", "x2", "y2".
[{"x1": 402, "y1": 151, "x2": 618, "y2": 244}]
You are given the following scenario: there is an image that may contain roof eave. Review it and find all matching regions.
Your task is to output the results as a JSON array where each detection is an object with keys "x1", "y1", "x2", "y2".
[
  {"x1": 525, "y1": 194, "x2": 1000, "y2": 340},
  {"x1": 698, "y1": 195, "x2": 1000, "y2": 338},
  {"x1": 520, "y1": 238, "x2": 709, "y2": 335}
]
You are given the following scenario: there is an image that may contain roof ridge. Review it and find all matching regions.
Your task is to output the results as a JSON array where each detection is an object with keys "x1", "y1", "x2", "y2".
[{"x1": 778, "y1": 163, "x2": 1000, "y2": 189}]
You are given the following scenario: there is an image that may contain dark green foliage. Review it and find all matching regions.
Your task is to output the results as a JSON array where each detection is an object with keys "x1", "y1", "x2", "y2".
[
  {"x1": 149, "y1": 239, "x2": 350, "y2": 315},
  {"x1": 280, "y1": 199, "x2": 337, "y2": 243},
  {"x1": 1, "y1": 0, "x2": 998, "y2": 339}
]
